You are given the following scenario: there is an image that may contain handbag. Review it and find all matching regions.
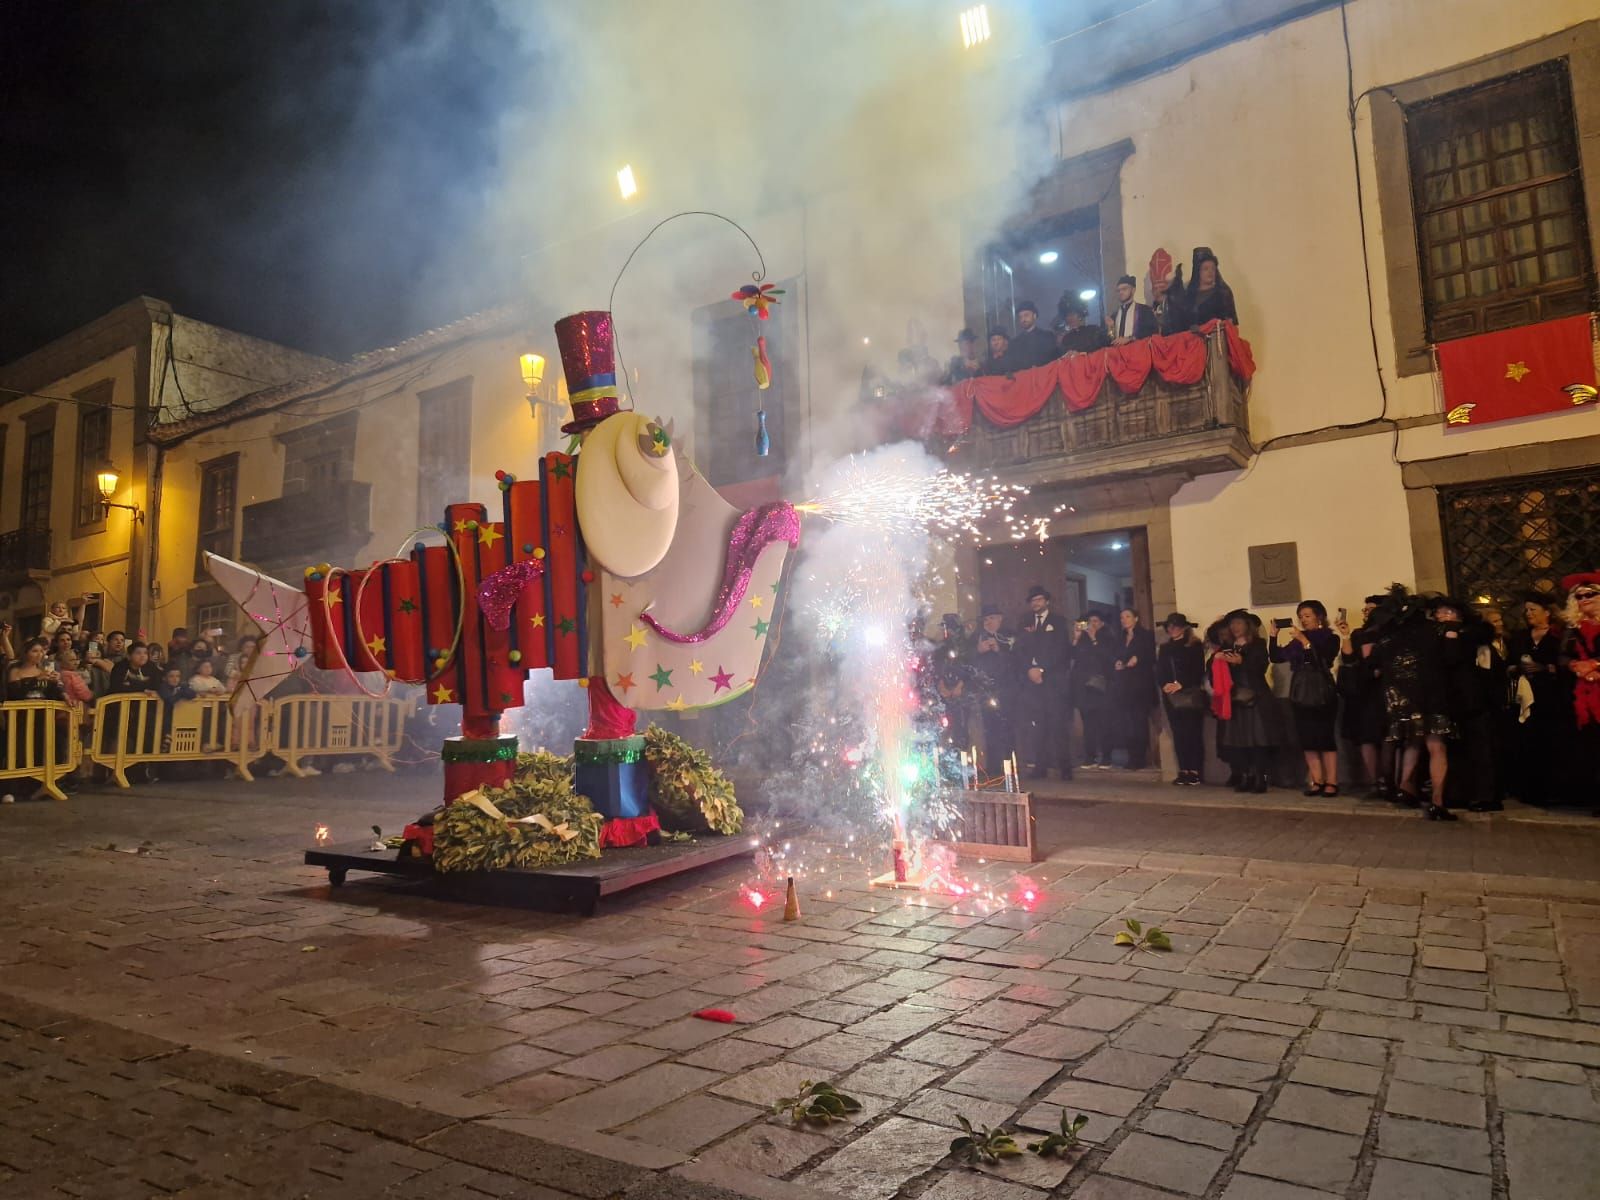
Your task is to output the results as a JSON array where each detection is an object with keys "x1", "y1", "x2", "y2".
[
  {"x1": 1230, "y1": 685, "x2": 1257, "y2": 706},
  {"x1": 1290, "y1": 663, "x2": 1337, "y2": 709},
  {"x1": 1166, "y1": 686, "x2": 1207, "y2": 711}
]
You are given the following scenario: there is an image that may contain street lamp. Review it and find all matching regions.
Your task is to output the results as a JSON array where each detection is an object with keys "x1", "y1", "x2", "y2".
[{"x1": 96, "y1": 462, "x2": 144, "y2": 522}]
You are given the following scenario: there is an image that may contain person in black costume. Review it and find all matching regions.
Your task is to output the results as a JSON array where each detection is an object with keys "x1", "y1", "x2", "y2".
[
  {"x1": 1216, "y1": 609, "x2": 1281, "y2": 792},
  {"x1": 5, "y1": 636, "x2": 71, "y2": 784},
  {"x1": 1056, "y1": 296, "x2": 1110, "y2": 356},
  {"x1": 1073, "y1": 609, "x2": 1117, "y2": 768},
  {"x1": 932, "y1": 614, "x2": 973, "y2": 752},
  {"x1": 969, "y1": 604, "x2": 1016, "y2": 775},
  {"x1": 1272, "y1": 600, "x2": 1342, "y2": 797},
  {"x1": 1153, "y1": 265, "x2": 1191, "y2": 336},
  {"x1": 1372, "y1": 588, "x2": 1469, "y2": 820},
  {"x1": 1112, "y1": 608, "x2": 1157, "y2": 769},
  {"x1": 103, "y1": 641, "x2": 161, "y2": 757},
  {"x1": 1508, "y1": 590, "x2": 1575, "y2": 806},
  {"x1": 943, "y1": 329, "x2": 982, "y2": 386},
  {"x1": 1338, "y1": 595, "x2": 1391, "y2": 798},
  {"x1": 1157, "y1": 613, "x2": 1206, "y2": 785},
  {"x1": 1015, "y1": 587, "x2": 1072, "y2": 779},
  {"x1": 1185, "y1": 246, "x2": 1239, "y2": 328},
  {"x1": 1438, "y1": 599, "x2": 1500, "y2": 813},
  {"x1": 978, "y1": 328, "x2": 1013, "y2": 377},
  {"x1": 1107, "y1": 275, "x2": 1157, "y2": 344},
  {"x1": 1009, "y1": 301, "x2": 1059, "y2": 370}
]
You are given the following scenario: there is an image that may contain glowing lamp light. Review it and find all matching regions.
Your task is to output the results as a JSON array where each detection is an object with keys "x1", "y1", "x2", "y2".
[
  {"x1": 616, "y1": 164, "x2": 638, "y2": 200},
  {"x1": 519, "y1": 352, "x2": 545, "y2": 393},
  {"x1": 1079, "y1": 288, "x2": 1097, "y2": 301},
  {"x1": 1110, "y1": 540, "x2": 1124, "y2": 551},
  {"x1": 96, "y1": 463, "x2": 120, "y2": 500},
  {"x1": 959, "y1": 4, "x2": 991, "y2": 48},
  {"x1": 1038, "y1": 250, "x2": 1059, "y2": 265}
]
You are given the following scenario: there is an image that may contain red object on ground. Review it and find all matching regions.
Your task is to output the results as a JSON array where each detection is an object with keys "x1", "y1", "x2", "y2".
[
  {"x1": 1437, "y1": 314, "x2": 1596, "y2": 427},
  {"x1": 401, "y1": 823, "x2": 435, "y2": 856},
  {"x1": 692, "y1": 1009, "x2": 738, "y2": 1023},
  {"x1": 599, "y1": 812, "x2": 661, "y2": 848}
]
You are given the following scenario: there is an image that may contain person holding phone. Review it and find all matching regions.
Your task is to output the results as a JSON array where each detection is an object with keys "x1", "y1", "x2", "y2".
[
  {"x1": 1216, "y1": 609, "x2": 1281, "y2": 792},
  {"x1": 1113, "y1": 608, "x2": 1157, "y2": 769},
  {"x1": 1271, "y1": 600, "x2": 1341, "y2": 797},
  {"x1": 968, "y1": 605, "x2": 1016, "y2": 774},
  {"x1": 1158, "y1": 613, "x2": 1206, "y2": 785}
]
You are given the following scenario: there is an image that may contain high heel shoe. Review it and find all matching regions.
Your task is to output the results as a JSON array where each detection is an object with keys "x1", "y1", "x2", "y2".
[
  {"x1": 1303, "y1": 782, "x2": 1323, "y2": 797},
  {"x1": 1425, "y1": 804, "x2": 1457, "y2": 821},
  {"x1": 1321, "y1": 784, "x2": 1339, "y2": 797}
]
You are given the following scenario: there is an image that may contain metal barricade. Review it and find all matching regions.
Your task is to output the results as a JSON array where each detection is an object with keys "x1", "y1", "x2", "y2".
[
  {"x1": 0, "y1": 700, "x2": 82, "y2": 801},
  {"x1": 266, "y1": 695, "x2": 405, "y2": 777},
  {"x1": 88, "y1": 695, "x2": 263, "y2": 788}
]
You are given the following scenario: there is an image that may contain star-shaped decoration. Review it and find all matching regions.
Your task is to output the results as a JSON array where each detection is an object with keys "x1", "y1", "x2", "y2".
[
  {"x1": 688, "y1": 659, "x2": 704, "y2": 675},
  {"x1": 749, "y1": 594, "x2": 765, "y2": 609},
  {"x1": 431, "y1": 684, "x2": 454, "y2": 704},
  {"x1": 624, "y1": 625, "x2": 648, "y2": 650},
  {"x1": 666, "y1": 694, "x2": 688, "y2": 711},
  {"x1": 478, "y1": 523, "x2": 503, "y2": 548},
  {"x1": 710, "y1": 666, "x2": 734, "y2": 692},
  {"x1": 452, "y1": 518, "x2": 470, "y2": 534},
  {"x1": 614, "y1": 672, "x2": 635, "y2": 694},
  {"x1": 557, "y1": 616, "x2": 576, "y2": 636},
  {"x1": 398, "y1": 597, "x2": 418, "y2": 614},
  {"x1": 1505, "y1": 360, "x2": 1531, "y2": 382},
  {"x1": 650, "y1": 664, "x2": 674, "y2": 690},
  {"x1": 326, "y1": 588, "x2": 342, "y2": 607},
  {"x1": 550, "y1": 458, "x2": 573, "y2": 480},
  {"x1": 609, "y1": 593, "x2": 625, "y2": 608},
  {"x1": 752, "y1": 617, "x2": 770, "y2": 637},
  {"x1": 529, "y1": 612, "x2": 545, "y2": 628},
  {"x1": 499, "y1": 691, "x2": 513, "y2": 705},
  {"x1": 365, "y1": 634, "x2": 386, "y2": 656}
]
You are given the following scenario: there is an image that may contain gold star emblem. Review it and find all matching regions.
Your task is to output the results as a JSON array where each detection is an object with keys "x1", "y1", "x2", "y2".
[
  {"x1": 688, "y1": 659, "x2": 704, "y2": 675},
  {"x1": 478, "y1": 523, "x2": 503, "y2": 547},
  {"x1": 749, "y1": 594, "x2": 765, "y2": 608},
  {"x1": 666, "y1": 694, "x2": 688, "y2": 711},
  {"x1": 1505, "y1": 361, "x2": 1531, "y2": 382},
  {"x1": 452, "y1": 519, "x2": 470, "y2": 533},
  {"x1": 325, "y1": 588, "x2": 342, "y2": 607},
  {"x1": 530, "y1": 612, "x2": 545, "y2": 628},
  {"x1": 624, "y1": 625, "x2": 648, "y2": 650},
  {"x1": 431, "y1": 684, "x2": 454, "y2": 704},
  {"x1": 365, "y1": 634, "x2": 386, "y2": 656}
]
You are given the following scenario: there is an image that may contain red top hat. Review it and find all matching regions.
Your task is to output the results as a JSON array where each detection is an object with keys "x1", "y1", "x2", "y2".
[{"x1": 554, "y1": 310, "x2": 623, "y2": 435}]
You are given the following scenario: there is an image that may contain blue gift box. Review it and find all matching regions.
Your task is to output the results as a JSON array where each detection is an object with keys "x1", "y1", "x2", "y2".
[{"x1": 573, "y1": 736, "x2": 650, "y2": 821}]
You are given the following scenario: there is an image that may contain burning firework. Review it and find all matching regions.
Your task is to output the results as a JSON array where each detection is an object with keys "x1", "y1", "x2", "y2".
[{"x1": 795, "y1": 458, "x2": 1031, "y2": 541}]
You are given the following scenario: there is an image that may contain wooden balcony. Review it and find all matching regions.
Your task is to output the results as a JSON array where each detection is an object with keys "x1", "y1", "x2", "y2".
[
  {"x1": 241, "y1": 480, "x2": 371, "y2": 569},
  {"x1": 0, "y1": 526, "x2": 51, "y2": 587},
  {"x1": 948, "y1": 329, "x2": 1252, "y2": 488}
]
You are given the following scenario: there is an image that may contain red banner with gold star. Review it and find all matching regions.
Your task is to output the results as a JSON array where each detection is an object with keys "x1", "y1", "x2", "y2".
[{"x1": 1437, "y1": 314, "x2": 1597, "y2": 429}]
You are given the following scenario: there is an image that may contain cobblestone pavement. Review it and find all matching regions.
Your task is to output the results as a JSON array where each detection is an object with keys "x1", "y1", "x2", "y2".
[{"x1": 3, "y1": 771, "x2": 1600, "y2": 1199}]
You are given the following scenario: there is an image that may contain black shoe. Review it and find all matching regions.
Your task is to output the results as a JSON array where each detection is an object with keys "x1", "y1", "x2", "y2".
[
  {"x1": 1303, "y1": 784, "x2": 1322, "y2": 797},
  {"x1": 1363, "y1": 786, "x2": 1387, "y2": 801},
  {"x1": 1234, "y1": 773, "x2": 1252, "y2": 793},
  {"x1": 1172, "y1": 775, "x2": 1188, "y2": 787},
  {"x1": 1252, "y1": 776, "x2": 1269, "y2": 794},
  {"x1": 1321, "y1": 784, "x2": 1339, "y2": 798},
  {"x1": 1185, "y1": 772, "x2": 1203, "y2": 786},
  {"x1": 1426, "y1": 804, "x2": 1458, "y2": 821}
]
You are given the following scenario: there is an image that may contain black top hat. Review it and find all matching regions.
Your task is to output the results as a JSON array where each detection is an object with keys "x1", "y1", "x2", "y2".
[
  {"x1": 1521, "y1": 588, "x2": 1562, "y2": 610},
  {"x1": 940, "y1": 612, "x2": 963, "y2": 630},
  {"x1": 988, "y1": 326, "x2": 1010, "y2": 340},
  {"x1": 1026, "y1": 585, "x2": 1051, "y2": 601},
  {"x1": 955, "y1": 327, "x2": 978, "y2": 343},
  {"x1": 1017, "y1": 300, "x2": 1039, "y2": 315},
  {"x1": 980, "y1": 603, "x2": 1003, "y2": 618},
  {"x1": 1162, "y1": 612, "x2": 1196, "y2": 629}
]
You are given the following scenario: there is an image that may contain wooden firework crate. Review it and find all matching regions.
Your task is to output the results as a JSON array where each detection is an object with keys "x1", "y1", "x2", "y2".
[{"x1": 939, "y1": 789, "x2": 1038, "y2": 863}]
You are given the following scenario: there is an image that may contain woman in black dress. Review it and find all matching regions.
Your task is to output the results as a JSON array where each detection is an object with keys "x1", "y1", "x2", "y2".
[
  {"x1": 1216, "y1": 609, "x2": 1281, "y2": 792},
  {"x1": 1185, "y1": 247, "x2": 1239, "y2": 327},
  {"x1": 1158, "y1": 613, "x2": 1206, "y2": 785},
  {"x1": 1113, "y1": 608, "x2": 1157, "y2": 769},
  {"x1": 1507, "y1": 590, "x2": 1574, "y2": 806},
  {"x1": 6, "y1": 636, "x2": 69, "y2": 780},
  {"x1": 1072, "y1": 610, "x2": 1117, "y2": 769},
  {"x1": 1375, "y1": 590, "x2": 1469, "y2": 820},
  {"x1": 1272, "y1": 600, "x2": 1341, "y2": 797},
  {"x1": 1337, "y1": 595, "x2": 1390, "y2": 797}
]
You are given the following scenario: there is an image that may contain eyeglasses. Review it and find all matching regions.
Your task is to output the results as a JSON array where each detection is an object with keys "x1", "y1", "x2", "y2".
[{"x1": 1574, "y1": 589, "x2": 1600, "y2": 601}]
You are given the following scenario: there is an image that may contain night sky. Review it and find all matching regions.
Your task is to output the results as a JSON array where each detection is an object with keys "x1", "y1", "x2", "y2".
[{"x1": 1, "y1": 0, "x2": 534, "y2": 363}]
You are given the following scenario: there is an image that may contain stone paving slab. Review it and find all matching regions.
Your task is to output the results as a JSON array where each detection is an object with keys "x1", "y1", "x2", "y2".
[{"x1": 4, "y1": 773, "x2": 1600, "y2": 1198}]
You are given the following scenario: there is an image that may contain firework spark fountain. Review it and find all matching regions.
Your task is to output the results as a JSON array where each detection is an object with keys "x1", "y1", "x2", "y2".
[{"x1": 795, "y1": 456, "x2": 1049, "y2": 542}]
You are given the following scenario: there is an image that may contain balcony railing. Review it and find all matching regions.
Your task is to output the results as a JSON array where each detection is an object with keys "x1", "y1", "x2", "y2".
[
  {"x1": 947, "y1": 329, "x2": 1252, "y2": 485},
  {"x1": 241, "y1": 479, "x2": 371, "y2": 567},
  {"x1": 0, "y1": 527, "x2": 51, "y2": 582}
]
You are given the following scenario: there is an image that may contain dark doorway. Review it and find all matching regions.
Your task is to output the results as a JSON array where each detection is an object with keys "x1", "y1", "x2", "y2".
[
  {"x1": 978, "y1": 527, "x2": 1149, "y2": 626},
  {"x1": 982, "y1": 207, "x2": 1105, "y2": 338}
]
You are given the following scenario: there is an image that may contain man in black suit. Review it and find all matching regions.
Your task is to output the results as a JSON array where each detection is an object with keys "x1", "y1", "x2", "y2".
[
  {"x1": 1015, "y1": 585, "x2": 1073, "y2": 780},
  {"x1": 1009, "y1": 301, "x2": 1059, "y2": 370},
  {"x1": 1107, "y1": 273, "x2": 1157, "y2": 345}
]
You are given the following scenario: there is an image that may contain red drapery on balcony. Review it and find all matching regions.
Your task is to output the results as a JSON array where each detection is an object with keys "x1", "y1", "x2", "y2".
[{"x1": 924, "y1": 320, "x2": 1255, "y2": 438}]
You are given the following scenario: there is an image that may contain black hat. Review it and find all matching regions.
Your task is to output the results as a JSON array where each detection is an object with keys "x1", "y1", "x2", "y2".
[
  {"x1": 988, "y1": 326, "x2": 1010, "y2": 340},
  {"x1": 1026, "y1": 585, "x2": 1050, "y2": 601},
  {"x1": 1017, "y1": 300, "x2": 1039, "y2": 315},
  {"x1": 940, "y1": 612, "x2": 963, "y2": 631},
  {"x1": 1522, "y1": 588, "x2": 1562, "y2": 610},
  {"x1": 1162, "y1": 612, "x2": 1196, "y2": 629},
  {"x1": 1192, "y1": 246, "x2": 1219, "y2": 269},
  {"x1": 1083, "y1": 605, "x2": 1115, "y2": 624},
  {"x1": 1117, "y1": 274, "x2": 1137, "y2": 288},
  {"x1": 980, "y1": 603, "x2": 1002, "y2": 618},
  {"x1": 1223, "y1": 608, "x2": 1262, "y2": 629},
  {"x1": 1057, "y1": 293, "x2": 1088, "y2": 319},
  {"x1": 955, "y1": 327, "x2": 978, "y2": 343}
]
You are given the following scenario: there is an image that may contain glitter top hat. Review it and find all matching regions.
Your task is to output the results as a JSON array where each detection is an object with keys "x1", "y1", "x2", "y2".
[{"x1": 554, "y1": 310, "x2": 623, "y2": 435}]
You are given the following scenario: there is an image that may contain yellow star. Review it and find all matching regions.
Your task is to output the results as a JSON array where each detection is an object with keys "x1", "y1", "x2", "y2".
[
  {"x1": 749, "y1": 594, "x2": 764, "y2": 608},
  {"x1": 624, "y1": 625, "x2": 648, "y2": 650},
  {"x1": 478, "y1": 523, "x2": 503, "y2": 547},
  {"x1": 530, "y1": 612, "x2": 545, "y2": 628},
  {"x1": 1505, "y1": 361, "x2": 1531, "y2": 382},
  {"x1": 365, "y1": 634, "x2": 386, "y2": 656},
  {"x1": 666, "y1": 694, "x2": 688, "y2": 711},
  {"x1": 326, "y1": 589, "x2": 342, "y2": 606},
  {"x1": 431, "y1": 684, "x2": 454, "y2": 704},
  {"x1": 688, "y1": 659, "x2": 704, "y2": 675},
  {"x1": 452, "y1": 518, "x2": 470, "y2": 533}
]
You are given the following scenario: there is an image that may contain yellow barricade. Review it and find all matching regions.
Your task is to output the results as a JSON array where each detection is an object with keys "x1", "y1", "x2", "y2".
[
  {"x1": 0, "y1": 700, "x2": 82, "y2": 801},
  {"x1": 89, "y1": 694, "x2": 263, "y2": 788},
  {"x1": 266, "y1": 695, "x2": 405, "y2": 778}
]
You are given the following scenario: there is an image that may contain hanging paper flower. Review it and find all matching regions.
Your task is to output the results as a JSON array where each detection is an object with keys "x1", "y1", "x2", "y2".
[{"x1": 731, "y1": 282, "x2": 785, "y2": 320}]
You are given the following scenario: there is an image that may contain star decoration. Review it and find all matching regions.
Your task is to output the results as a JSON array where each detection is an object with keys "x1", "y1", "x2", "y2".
[
  {"x1": 609, "y1": 593, "x2": 625, "y2": 608},
  {"x1": 365, "y1": 634, "x2": 386, "y2": 656},
  {"x1": 666, "y1": 694, "x2": 688, "y2": 711},
  {"x1": 398, "y1": 597, "x2": 418, "y2": 614},
  {"x1": 752, "y1": 617, "x2": 770, "y2": 637},
  {"x1": 749, "y1": 594, "x2": 765, "y2": 608},
  {"x1": 624, "y1": 625, "x2": 648, "y2": 650},
  {"x1": 326, "y1": 588, "x2": 342, "y2": 606},
  {"x1": 614, "y1": 672, "x2": 635, "y2": 694},
  {"x1": 499, "y1": 691, "x2": 513, "y2": 705},
  {"x1": 710, "y1": 666, "x2": 734, "y2": 692},
  {"x1": 688, "y1": 659, "x2": 704, "y2": 675},
  {"x1": 529, "y1": 612, "x2": 545, "y2": 628},
  {"x1": 431, "y1": 684, "x2": 454, "y2": 704},
  {"x1": 557, "y1": 617, "x2": 576, "y2": 636},
  {"x1": 1505, "y1": 361, "x2": 1531, "y2": 382},
  {"x1": 550, "y1": 458, "x2": 572, "y2": 480},
  {"x1": 650, "y1": 664, "x2": 674, "y2": 690},
  {"x1": 452, "y1": 518, "x2": 470, "y2": 533},
  {"x1": 478, "y1": 523, "x2": 503, "y2": 547}
]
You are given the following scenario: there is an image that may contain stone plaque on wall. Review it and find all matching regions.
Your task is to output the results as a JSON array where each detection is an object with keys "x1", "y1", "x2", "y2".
[{"x1": 1249, "y1": 542, "x2": 1301, "y2": 608}]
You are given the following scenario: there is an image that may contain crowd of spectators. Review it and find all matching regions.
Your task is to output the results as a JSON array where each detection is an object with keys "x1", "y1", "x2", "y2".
[{"x1": 921, "y1": 573, "x2": 1600, "y2": 819}]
